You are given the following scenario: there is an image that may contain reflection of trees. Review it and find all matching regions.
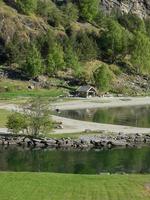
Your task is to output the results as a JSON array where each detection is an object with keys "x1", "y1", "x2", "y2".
[
  {"x1": 0, "y1": 147, "x2": 150, "y2": 173},
  {"x1": 61, "y1": 106, "x2": 150, "y2": 128}
]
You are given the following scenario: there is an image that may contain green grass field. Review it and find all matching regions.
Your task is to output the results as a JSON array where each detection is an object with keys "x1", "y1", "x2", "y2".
[{"x1": 0, "y1": 173, "x2": 149, "y2": 200}]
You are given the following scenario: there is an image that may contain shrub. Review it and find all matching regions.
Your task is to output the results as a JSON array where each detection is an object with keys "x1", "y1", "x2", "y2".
[
  {"x1": 15, "y1": 0, "x2": 37, "y2": 14},
  {"x1": 7, "y1": 98, "x2": 53, "y2": 136},
  {"x1": 23, "y1": 44, "x2": 43, "y2": 78},
  {"x1": 46, "y1": 43, "x2": 65, "y2": 75},
  {"x1": 79, "y1": 0, "x2": 99, "y2": 22},
  {"x1": 93, "y1": 64, "x2": 114, "y2": 92}
]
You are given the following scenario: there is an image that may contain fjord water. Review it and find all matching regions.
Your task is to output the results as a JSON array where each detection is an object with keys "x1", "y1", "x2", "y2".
[
  {"x1": 59, "y1": 105, "x2": 150, "y2": 128},
  {"x1": 0, "y1": 146, "x2": 150, "y2": 174}
]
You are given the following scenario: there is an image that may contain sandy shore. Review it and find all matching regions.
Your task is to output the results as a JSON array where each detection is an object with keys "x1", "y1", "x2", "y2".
[
  {"x1": 53, "y1": 96, "x2": 150, "y2": 110},
  {"x1": 0, "y1": 96, "x2": 150, "y2": 135},
  {"x1": 52, "y1": 115, "x2": 150, "y2": 134}
]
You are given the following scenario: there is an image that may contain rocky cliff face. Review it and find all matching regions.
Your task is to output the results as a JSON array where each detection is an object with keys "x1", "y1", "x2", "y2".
[{"x1": 101, "y1": 0, "x2": 150, "y2": 18}]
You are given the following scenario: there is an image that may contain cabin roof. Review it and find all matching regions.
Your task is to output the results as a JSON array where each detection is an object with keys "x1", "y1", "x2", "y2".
[{"x1": 76, "y1": 85, "x2": 96, "y2": 92}]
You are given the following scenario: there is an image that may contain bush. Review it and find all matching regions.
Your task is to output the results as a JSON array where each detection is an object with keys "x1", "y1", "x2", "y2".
[
  {"x1": 74, "y1": 32, "x2": 98, "y2": 61},
  {"x1": 62, "y1": 3, "x2": 79, "y2": 22},
  {"x1": 15, "y1": 0, "x2": 37, "y2": 14},
  {"x1": 37, "y1": 0, "x2": 63, "y2": 27},
  {"x1": 7, "y1": 112, "x2": 28, "y2": 134},
  {"x1": 93, "y1": 64, "x2": 114, "y2": 92},
  {"x1": 46, "y1": 43, "x2": 65, "y2": 75},
  {"x1": 79, "y1": 0, "x2": 99, "y2": 22},
  {"x1": 99, "y1": 19, "x2": 131, "y2": 63},
  {"x1": 23, "y1": 44, "x2": 43, "y2": 78},
  {"x1": 130, "y1": 31, "x2": 150, "y2": 74},
  {"x1": 118, "y1": 14, "x2": 146, "y2": 33},
  {"x1": 7, "y1": 98, "x2": 53, "y2": 136}
]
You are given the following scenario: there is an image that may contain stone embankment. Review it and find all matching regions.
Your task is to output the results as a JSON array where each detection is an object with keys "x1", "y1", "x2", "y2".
[{"x1": 0, "y1": 133, "x2": 150, "y2": 150}]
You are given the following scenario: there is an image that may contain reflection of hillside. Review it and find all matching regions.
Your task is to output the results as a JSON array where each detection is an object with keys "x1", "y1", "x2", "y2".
[
  {"x1": 0, "y1": 147, "x2": 150, "y2": 173},
  {"x1": 61, "y1": 106, "x2": 150, "y2": 128}
]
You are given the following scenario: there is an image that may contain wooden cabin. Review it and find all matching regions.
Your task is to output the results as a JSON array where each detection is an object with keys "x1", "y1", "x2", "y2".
[{"x1": 76, "y1": 85, "x2": 97, "y2": 98}]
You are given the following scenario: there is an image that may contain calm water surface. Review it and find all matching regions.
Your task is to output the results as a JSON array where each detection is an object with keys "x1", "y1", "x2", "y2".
[
  {"x1": 59, "y1": 105, "x2": 150, "y2": 128},
  {"x1": 0, "y1": 146, "x2": 150, "y2": 174}
]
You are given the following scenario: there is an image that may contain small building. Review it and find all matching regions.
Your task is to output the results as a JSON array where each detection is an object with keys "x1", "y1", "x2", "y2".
[{"x1": 76, "y1": 85, "x2": 97, "y2": 98}]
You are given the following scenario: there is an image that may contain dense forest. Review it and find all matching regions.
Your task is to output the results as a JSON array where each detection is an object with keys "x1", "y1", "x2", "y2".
[{"x1": 0, "y1": 0, "x2": 150, "y2": 93}]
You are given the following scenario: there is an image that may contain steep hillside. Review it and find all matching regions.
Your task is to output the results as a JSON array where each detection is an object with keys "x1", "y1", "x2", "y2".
[
  {"x1": 0, "y1": 3, "x2": 49, "y2": 44},
  {"x1": 0, "y1": 0, "x2": 149, "y2": 96}
]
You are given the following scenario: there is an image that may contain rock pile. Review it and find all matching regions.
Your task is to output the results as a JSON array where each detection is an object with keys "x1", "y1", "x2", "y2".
[{"x1": 0, "y1": 133, "x2": 150, "y2": 150}]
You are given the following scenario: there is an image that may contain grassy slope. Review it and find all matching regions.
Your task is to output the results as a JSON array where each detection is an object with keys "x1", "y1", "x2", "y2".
[
  {"x1": 0, "y1": 89, "x2": 64, "y2": 98},
  {"x1": 0, "y1": 78, "x2": 65, "y2": 99},
  {"x1": 0, "y1": 173, "x2": 149, "y2": 200}
]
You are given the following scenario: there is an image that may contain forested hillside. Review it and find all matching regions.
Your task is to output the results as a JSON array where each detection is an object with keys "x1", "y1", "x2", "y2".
[{"x1": 0, "y1": 0, "x2": 150, "y2": 95}]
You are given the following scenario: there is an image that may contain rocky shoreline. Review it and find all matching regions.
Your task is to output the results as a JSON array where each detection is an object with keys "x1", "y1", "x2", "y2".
[{"x1": 0, "y1": 133, "x2": 150, "y2": 150}]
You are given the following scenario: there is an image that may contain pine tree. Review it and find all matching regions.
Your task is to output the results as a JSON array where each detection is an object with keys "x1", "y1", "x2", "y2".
[
  {"x1": 16, "y1": 0, "x2": 37, "y2": 14},
  {"x1": 130, "y1": 31, "x2": 150, "y2": 74},
  {"x1": 47, "y1": 44, "x2": 65, "y2": 75},
  {"x1": 80, "y1": 0, "x2": 99, "y2": 22},
  {"x1": 93, "y1": 64, "x2": 113, "y2": 92},
  {"x1": 100, "y1": 19, "x2": 130, "y2": 63},
  {"x1": 23, "y1": 44, "x2": 43, "y2": 78}
]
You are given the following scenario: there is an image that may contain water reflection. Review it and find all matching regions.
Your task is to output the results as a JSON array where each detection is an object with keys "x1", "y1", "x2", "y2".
[
  {"x1": 59, "y1": 105, "x2": 150, "y2": 128},
  {"x1": 0, "y1": 146, "x2": 150, "y2": 174}
]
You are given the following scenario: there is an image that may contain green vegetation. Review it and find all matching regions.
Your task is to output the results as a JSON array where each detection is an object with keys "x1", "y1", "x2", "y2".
[
  {"x1": 15, "y1": 0, "x2": 37, "y2": 14},
  {"x1": 0, "y1": 109, "x2": 11, "y2": 127},
  {"x1": 23, "y1": 44, "x2": 43, "y2": 78},
  {"x1": 80, "y1": 0, "x2": 99, "y2": 22},
  {"x1": 7, "y1": 98, "x2": 53, "y2": 136},
  {"x1": 93, "y1": 64, "x2": 114, "y2": 92},
  {"x1": 0, "y1": 89, "x2": 64, "y2": 98},
  {"x1": 0, "y1": 78, "x2": 65, "y2": 98},
  {"x1": 0, "y1": 0, "x2": 150, "y2": 94},
  {"x1": 0, "y1": 173, "x2": 149, "y2": 200}
]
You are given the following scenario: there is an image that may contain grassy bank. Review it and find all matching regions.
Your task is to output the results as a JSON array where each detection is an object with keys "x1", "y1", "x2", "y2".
[
  {"x1": 0, "y1": 88, "x2": 64, "y2": 98},
  {"x1": 0, "y1": 78, "x2": 66, "y2": 99},
  {"x1": 0, "y1": 173, "x2": 149, "y2": 200}
]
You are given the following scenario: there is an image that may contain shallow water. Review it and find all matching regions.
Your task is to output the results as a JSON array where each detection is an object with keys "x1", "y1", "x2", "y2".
[
  {"x1": 0, "y1": 146, "x2": 150, "y2": 174},
  {"x1": 58, "y1": 105, "x2": 150, "y2": 128}
]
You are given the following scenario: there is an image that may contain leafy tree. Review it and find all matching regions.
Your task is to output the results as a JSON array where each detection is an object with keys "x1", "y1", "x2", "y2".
[
  {"x1": 37, "y1": 0, "x2": 63, "y2": 27},
  {"x1": 16, "y1": 0, "x2": 37, "y2": 14},
  {"x1": 130, "y1": 31, "x2": 150, "y2": 74},
  {"x1": 64, "y1": 44, "x2": 79, "y2": 69},
  {"x1": 118, "y1": 14, "x2": 146, "y2": 33},
  {"x1": 144, "y1": 18, "x2": 150, "y2": 37},
  {"x1": 36, "y1": 0, "x2": 55, "y2": 17},
  {"x1": 74, "y1": 32, "x2": 98, "y2": 61},
  {"x1": 62, "y1": 3, "x2": 79, "y2": 22},
  {"x1": 23, "y1": 44, "x2": 43, "y2": 78},
  {"x1": 6, "y1": 35, "x2": 29, "y2": 66},
  {"x1": 47, "y1": 43, "x2": 65, "y2": 75},
  {"x1": 7, "y1": 98, "x2": 53, "y2": 136},
  {"x1": 100, "y1": 19, "x2": 130, "y2": 63},
  {"x1": 79, "y1": 0, "x2": 99, "y2": 22},
  {"x1": 93, "y1": 64, "x2": 113, "y2": 92}
]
